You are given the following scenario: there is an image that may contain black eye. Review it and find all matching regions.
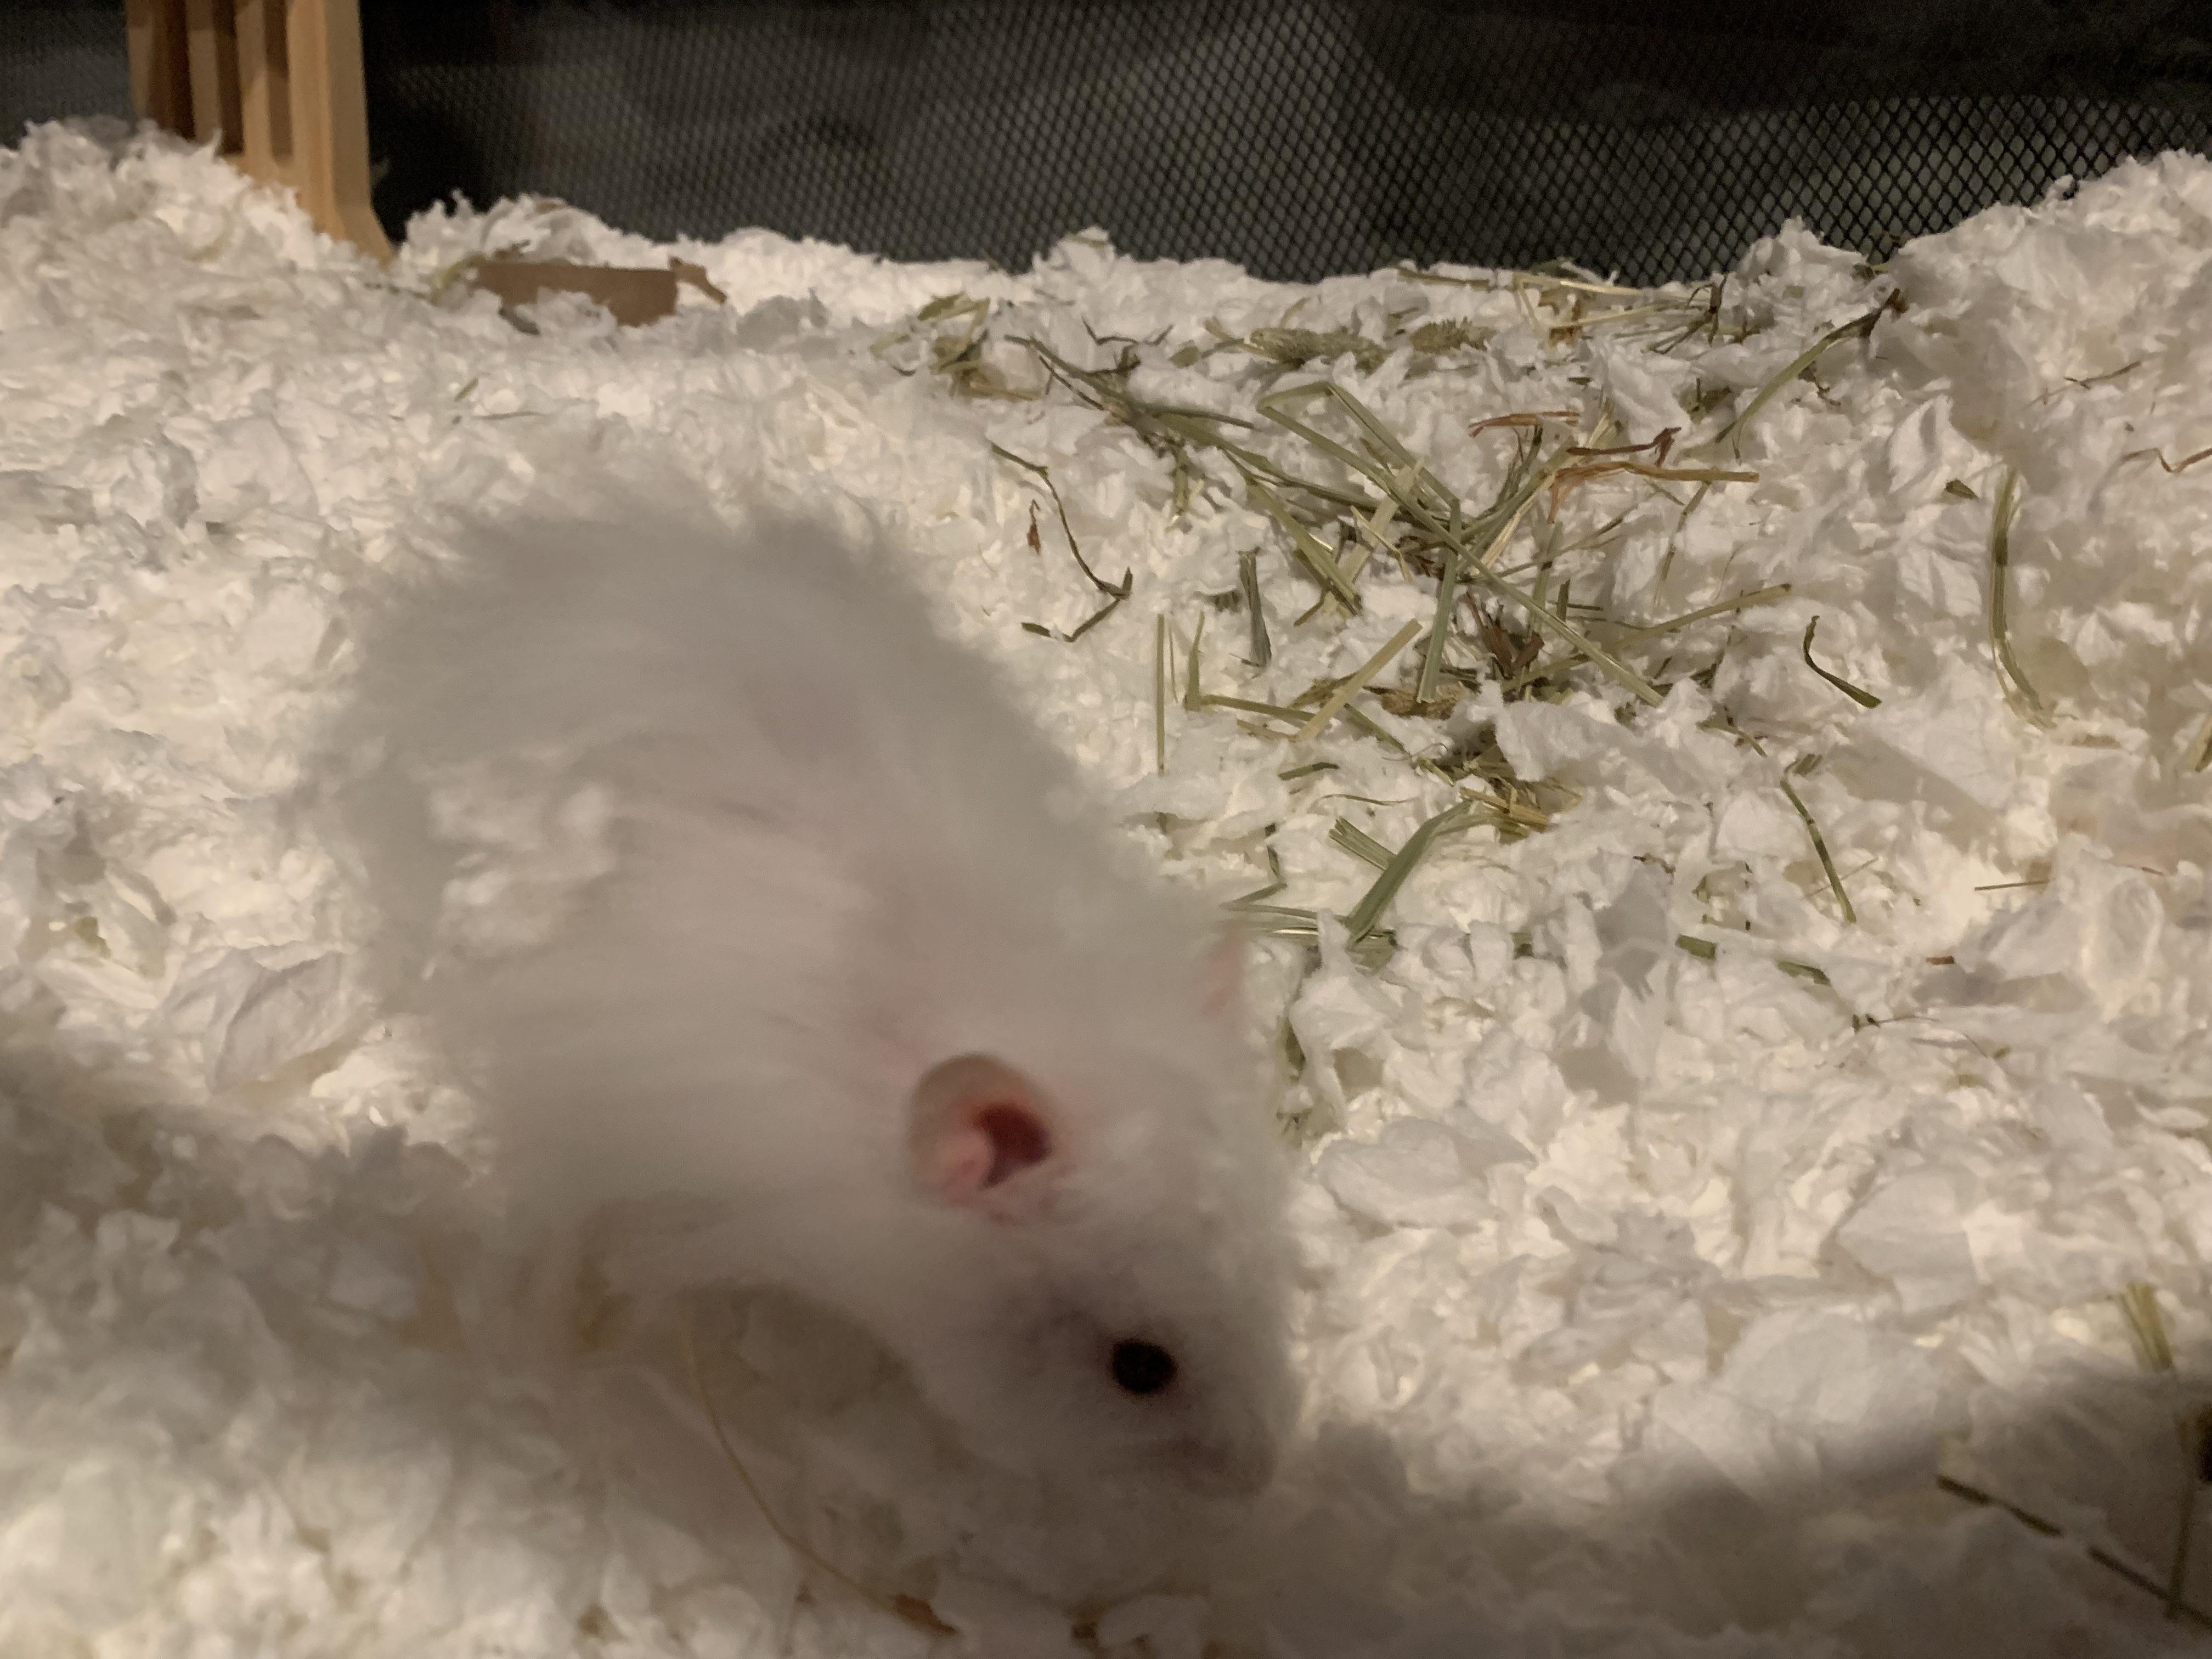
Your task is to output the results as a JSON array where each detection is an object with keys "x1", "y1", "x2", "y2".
[{"x1": 1109, "y1": 1339, "x2": 1177, "y2": 1396}]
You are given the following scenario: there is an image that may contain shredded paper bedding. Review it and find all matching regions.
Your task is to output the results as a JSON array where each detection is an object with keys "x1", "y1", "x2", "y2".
[{"x1": 3, "y1": 123, "x2": 2212, "y2": 1656}]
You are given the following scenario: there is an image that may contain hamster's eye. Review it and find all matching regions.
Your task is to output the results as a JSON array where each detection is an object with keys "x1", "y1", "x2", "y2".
[{"x1": 1109, "y1": 1339, "x2": 1177, "y2": 1396}]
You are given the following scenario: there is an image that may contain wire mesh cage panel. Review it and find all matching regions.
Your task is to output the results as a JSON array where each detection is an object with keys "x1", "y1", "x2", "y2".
[
  {"x1": 359, "y1": 0, "x2": 2212, "y2": 282},
  {"x1": 9, "y1": 1, "x2": 2210, "y2": 282},
  {"x1": 4, "y1": 1, "x2": 138, "y2": 137}
]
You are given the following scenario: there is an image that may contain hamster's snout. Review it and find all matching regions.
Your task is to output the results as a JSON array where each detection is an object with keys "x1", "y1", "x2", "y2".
[{"x1": 1174, "y1": 1413, "x2": 1283, "y2": 1497}]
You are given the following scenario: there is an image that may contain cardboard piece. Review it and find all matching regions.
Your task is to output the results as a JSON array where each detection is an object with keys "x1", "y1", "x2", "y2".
[{"x1": 468, "y1": 257, "x2": 729, "y2": 327}]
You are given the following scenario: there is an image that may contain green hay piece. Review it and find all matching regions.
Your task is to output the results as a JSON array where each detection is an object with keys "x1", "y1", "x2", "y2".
[
  {"x1": 1017, "y1": 336, "x2": 1357, "y2": 516},
  {"x1": 1415, "y1": 439, "x2": 1554, "y2": 701},
  {"x1": 1295, "y1": 619, "x2": 1423, "y2": 742},
  {"x1": 1655, "y1": 478, "x2": 1717, "y2": 589},
  {"x1": 876, "y1": 293, "x2": 1037, "y2": 400},
  {"x1": 2187, "y1": 714, "x2": 2212, "y2": 774},
  {"x1": 1517, "y1": 261, "x2": 1647, "y2": 297},
  {"x1": 1228, "y1": 899, "x2": 1399, "y2": 967},
  {"x1": 1938, "y1": 1472, "x2": 2212, "y2": 1633},
  {"x1": 1241, "y1": 326, "x2": 1390, "y2": 374},
  {"x1": 1459, "y1": 561, "x2": 1664, "y2": 708},
  {"x1": 2124, "y1": 442, "x2": 2212, "y2": 475},
  {"x1": 1545, "y1": 300, "x2": 1680, "y2": 341},
  {"x1": 1338, "y1": 496, "x2": 1396, "y2": 590},
  {"x1": 1204, "y1": 693, "x2": 1317, "y2": 724},
  {"x1": 1183, "y1": 613, "x2": 1207, "y2": 710},
  {"x1": 991, "y1": 444, "x2": 1133, "y2": 642},
  {"x1": 1651, "y1": 278, "x2": 1728, "y2": 355},
  {"x1": 1233, "y1": 902, "x2": 1306, "y2": 932},
  {"x1": 1987, "y1": 469, "x2": 2051, "y2": 725},
  {"x1": 1674, "y1": 933, "x2": 1832, "y2": 986},
  {"x1": 2117, "y1": 1282, "x2": 2207, "y2": 1620},
  {"x1": 1279, "y1": 1016, "x2": 1309, "y2": 1086},
  {"x1": 1224, "y1": 842, "x2": 1290, "y2": 911},
  {"x1": 1279, "y1": 761, "x2": 1338, "y2": 780},
  {"x1": 1379, "y1": 685, "x2": 1462, "y2": 719},
  {"x1": 2035, "y1": 358, "x2": 2142, "y2": 403},
  {"x1": 1234, "y1": 903, "x2": 1317, "y2": 925},
  {"x1": 1154, "y1": 614, "x2": 1170, "y2": 775},
  {"x1": 1317, "y1": 792, "x2": 1418, "y2": 808},
  {"x1": 1706, "y1": 295, "x2": 1901, "y2": 456},
  {"x1": 1394, "y1": 264, "x2": 1499, "y2": 290},
  {"x1": 1801, "y1": 616, "x2": 1883, "y2": 708},
  {"x1": 1504, "y1": 584, "x2": 1791, "y2": 696},
  {"x1": 1456, "y1": 785, "x2": 1549, "y2": 836},
  {"x1": 1344, "y1": 801, "x2": 1482, "y2": 941},
  {"x1": 915, "y1": 292, "x2": 974, "y2": 323},
  {"x1": 1407, "y1": 319, "x2": 1493, "y2": 354},
  {"x1": 425, "y1": 252, "x2": 488, "y2": 302},
  {"x1": 1330, "y1": 818, "x2": 1397, "y2": 870},
  {"x1": 1246, "y1": 476, "x2": 1362, "y2": 607},
  {"x1": 1226, "y1": 882, "x2": 1295, "y2": 912},
  {"x1": 1780, "y1": 755, "x2": 1855, "y2": 925},
  {"x1": 1348, "y1": 933, "x2": 1400, "y2": 969},
  {"x1": 990, "y1": 445, "x2": 1131, "y2": 602},
  {"x1": 1064, "y1": 597, "x2": 1125, "y2": 643},
  {"x1": 1020, "y1": 336, "x2": 1417, "y2": 600},
  {"x1": 1256, "y1": 382, "x2": 1663, "y2": 707},
  {"x1": 2121, "y1": 1282, "x2": 2178, "y2": 1373},
  {"x1": 1544, "y1": 441, "x2": 1758, "y2": 514},
  {"x1": 1331, "y1": 704, "x2": 1408, "y2": 752},
  {"x1": 1197, "y1": 692, "x2": 1408, "y2": 755},
  {"x1": 680, "y1": 1317, "x2": 955, "y2": 1638},
  {"x1": 1238, "y1": 548, "x2": 1272, "y2": 667}
]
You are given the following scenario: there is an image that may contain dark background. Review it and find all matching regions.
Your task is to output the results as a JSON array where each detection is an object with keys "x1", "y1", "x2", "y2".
[{"x1": 7, "y1": 1, "x2": 2211, "y2": 284}]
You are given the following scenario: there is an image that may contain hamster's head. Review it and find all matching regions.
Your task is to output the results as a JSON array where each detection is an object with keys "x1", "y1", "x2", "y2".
[{"x1": 875, "y1": 1042, "x2": 1300, "y2": 1497}]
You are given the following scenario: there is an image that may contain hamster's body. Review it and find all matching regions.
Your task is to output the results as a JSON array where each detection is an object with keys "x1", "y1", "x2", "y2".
[{"x1": 336, "y1": 499, "x2": 1296, "y2": 1494}]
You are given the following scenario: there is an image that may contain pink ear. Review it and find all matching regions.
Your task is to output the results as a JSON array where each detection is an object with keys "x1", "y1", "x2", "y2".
[
  {"x1": 909, "y1": 1054, "x2": 1056, "y2": 1211},
  {"x1": 1202, "y1": 931, "x2": 1245, "y2": 1022}
]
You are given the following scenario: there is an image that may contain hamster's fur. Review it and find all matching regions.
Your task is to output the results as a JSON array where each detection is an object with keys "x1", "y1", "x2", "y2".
[{"x1": 334, "y1": 498, "x2": 1297, "y2": 1495}]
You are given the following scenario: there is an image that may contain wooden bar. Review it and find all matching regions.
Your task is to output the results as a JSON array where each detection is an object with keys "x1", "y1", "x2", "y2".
[
  {"x1": 182, "y1": 0, "x2": 242, "y2": 154},
  {"x1": 124, "y1": 0, "x2": 391, "y2": 260},
  {"x1": 125, "y1": 0, "x2": 194, "y2": 135},
  {"x1": 234, "y1": 0, "x2": 294, "y2": 176},
  {"x1": 283, "y1": 0, "x2": 389, "y2": 256}
]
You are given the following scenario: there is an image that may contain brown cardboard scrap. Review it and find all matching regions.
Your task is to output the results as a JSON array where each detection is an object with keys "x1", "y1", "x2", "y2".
[{"x1": 467, "y1": 256, "x2": 728, "y2": 327}]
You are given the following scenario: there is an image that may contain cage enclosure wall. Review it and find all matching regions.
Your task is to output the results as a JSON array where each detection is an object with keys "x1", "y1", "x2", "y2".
[
  {"x1": 5, "y1": 1, "x2": 2208, "y2": 281},
  {"x1": 357, "y1": 0, "x2": 2212, "y2": 284}
]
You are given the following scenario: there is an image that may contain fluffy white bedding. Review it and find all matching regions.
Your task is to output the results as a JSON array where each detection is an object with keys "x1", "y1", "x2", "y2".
[{"x1": 3, "y1": 122, "x2": 2212, "y2": 1657}]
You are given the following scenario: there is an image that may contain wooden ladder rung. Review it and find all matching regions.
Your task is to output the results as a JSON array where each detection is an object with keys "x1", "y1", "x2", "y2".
[{"x1": 123, "y1": 0, "x2": 391, "y2": 260}]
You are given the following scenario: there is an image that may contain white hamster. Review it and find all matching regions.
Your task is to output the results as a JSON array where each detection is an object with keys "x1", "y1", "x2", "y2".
[{"x1": 335, "y1": 496, "x2": 1297, "y2": 1496}]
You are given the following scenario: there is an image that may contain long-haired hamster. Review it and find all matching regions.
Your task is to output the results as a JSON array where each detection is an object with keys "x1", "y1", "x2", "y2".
[{"x1": 334, "y1": 493, "x2": 1297, "y2": 1497}]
